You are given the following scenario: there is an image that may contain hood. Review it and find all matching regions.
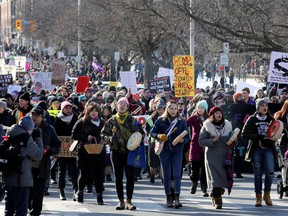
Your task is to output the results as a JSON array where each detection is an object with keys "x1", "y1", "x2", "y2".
[{"x1": 7, "y1": 124, "x2": 28, "y2": 138}]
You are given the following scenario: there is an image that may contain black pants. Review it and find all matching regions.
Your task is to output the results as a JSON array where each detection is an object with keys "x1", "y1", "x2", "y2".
[
  {"x1": 111, "y1": 151, "x2": 135, "y2": 199},
  {"x1": 190, "y1": 160, "x2": 207, "y2": 191},
  {"x1": 28, "y1": 168, "x2": 46, "y2": 216},
  {"x1": 78, "y1": 166, "x2": 104, "y2": 193},
  {"x1": 4, "y1": 186, "x2": 29, "y2": 216},
  {"x1": 58, "y1": 158, "x2": 78, "y2": 191}
]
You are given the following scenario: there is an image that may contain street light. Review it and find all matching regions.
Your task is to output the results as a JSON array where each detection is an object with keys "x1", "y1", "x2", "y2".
[{"x1": 77, "y1": 0, "x2": 81, "y2": 71}]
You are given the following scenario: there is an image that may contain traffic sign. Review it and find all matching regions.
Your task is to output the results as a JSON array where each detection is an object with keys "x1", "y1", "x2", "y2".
[
  {"x1": 223, "y1": 42, "x2": 229, "y2": 54},
  {"x1": 220, "y1": 53, "x2": 229, "y2": 66}
]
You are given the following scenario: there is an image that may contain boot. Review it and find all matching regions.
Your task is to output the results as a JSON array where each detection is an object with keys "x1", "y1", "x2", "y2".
[
  {"x1": 255, "y1": 194, "x2": 262, "y2": 207},
  {"x1": 190, "y1": 181, "x2": 197, "y2": 194},
  {"x1": 213, "y1": 197, "x2": 223, "y2": 209},
  {"x1": 59, "y1": 188, "x2": 66, "y2": 200},
  {"x1": 166, "y1": 194, "x2": 173, "y2": 208},
  {"x1": 263, "y1": 191, "x2": 273, "y2": 206},
  {"x1": 86, "y1": 183, "x2": 92, "y2": 193},
  {"x1": 150, "y1": 174, "x2": 155, "y2": 184},
  {"x1": 126, "y1": 198, "x2": 136, "y2": 210},
  {"x1": 115, "y1": 198, "x2": 125, "y2": 210},
  {"x1": 76, "y1": 191, "x2": 84, "y2": 203},
  {"x1": 97, "y1": 193, "x2": 104, "y2": 205},
  {"x1": 174, "y1": 194, "x2": 182, "y2": 209}
]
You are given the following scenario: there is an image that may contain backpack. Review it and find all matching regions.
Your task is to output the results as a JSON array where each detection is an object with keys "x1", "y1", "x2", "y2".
[{"x1": 0, "y1": 132, "x2": 31, "y2": 173}]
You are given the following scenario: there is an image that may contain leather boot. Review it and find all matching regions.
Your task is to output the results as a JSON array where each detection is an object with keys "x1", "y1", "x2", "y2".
[
  {"x1": 115, "y1": 198, "x2": 125, "y2": 210},
  {"x1": 126, "y1": 198, "x2": 136, "y2": 210},
  {"x1": 213, "y1": 197, "x2": 223, "y2": 209},
  {"x1": 59, "y1": 188, "x2": 66, "y2": 200},
  {"x1": 263, "y1": 191, "x2": 273, "y2": 206},
  {"x1": 255, "y1": 194, "x2": 262, "y2": 207},
  {"x1": 166, "y1": 194, "x2": 173, "y2": 208},
  {"x1": 97, "y1": 193, "x2": 104, "y2": 205},
  {"x1": 174, "y1": 194, "x2": 182, "y2": 209}
]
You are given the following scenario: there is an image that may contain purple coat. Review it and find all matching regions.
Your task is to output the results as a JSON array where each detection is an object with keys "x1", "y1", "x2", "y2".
[{"x1": 187, "y1": 114, "x2": 205, "y2": 161}]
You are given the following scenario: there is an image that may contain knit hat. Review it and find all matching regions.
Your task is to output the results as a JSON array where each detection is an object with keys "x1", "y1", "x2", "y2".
[
  {"x1": 37, "y1": 101, "x2": 47, "y2": 110},
  {"x1": 78, "y1": 95, "x2": 87, "y2": 102},
  {"x1": 213, "y1": 92, "x2": 224, "y2": 101},
  {"x1": 19, "y1": 115, "x2": 34, "y2": 131},
  {"x1": 50, "y1": 98, "x2": 59, "y2": 104},
  {"x1": 4, "y1": 93, "x2": 13, "y2": 100},
  {"x1": 0, "y1": 101, "x2": 7, "y2": 109},
  {"x1": 108, "y1": 86, "x2": 117, "y2": 92},
  {"x1": 61, "y1": 101, "x2": 72, "y2": 111},
  {"x1": 196, "y1": 100, "x2": 208, "y2": 111},
  {"x1": 209, "y1": 106, "x2": 222, "y2": 116},
  {"x1": 116, "y1": 91, "x2": 126, "y2": 100},
  {"x1": 19, "y1": 92, "x2": 30, "y2": 101},
  {"x1": 256, "y1": 98, "x2": 269, "y2": 110},
  {"x1": 233, "y1": 93, "x2": 243, "y2": 103},
  {"x1": 32, "y1": 106, "x2": 44, "y2": 116},
  {"x1": 280, "y1": 88, "x2": 288, "y2": 95},
  {"x1": 156, "y1": 98, "x2": 166, "y2": 109},
  {"x1": 105, "y1": 95, "x2": 115, "y2": 103},
  {"x1": 117, "y1": 97, "x2": 129, "y2": 106}
]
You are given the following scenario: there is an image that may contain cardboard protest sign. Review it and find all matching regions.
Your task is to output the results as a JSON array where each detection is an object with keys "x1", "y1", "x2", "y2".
[
  {"x1": 148, "y1": 76, "x2": 171, "y2": 94},
  {"x1": 51, "y1": 61, "x2": 65, "y2": 85},
  {"x1": 14, "y1": 56, "x2": 26, "y2": 72},
  {"x1": 173, "y1": 55, "x2": 195, "y2": 97},
  {"x1": 76, "y1": 76, "x2": 90, "y2": 93},
  {"x1": 58, "y1": 136, "x2": 77, "y2": 158},
  {"x1": 120, "y1": 71, "x2": 137, "y2": 93},
  {"x1": 268, "y1": 51, "x2": 288, "y2": 84}
]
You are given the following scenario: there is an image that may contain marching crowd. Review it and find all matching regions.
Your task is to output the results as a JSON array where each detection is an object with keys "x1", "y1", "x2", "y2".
[{"x1": 0, "y1": 48, "x2": 288, "y2": 215}]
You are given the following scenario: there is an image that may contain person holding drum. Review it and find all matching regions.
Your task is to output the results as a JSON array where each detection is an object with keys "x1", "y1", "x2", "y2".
[
  {"x1": 72, "y1": 104, "x2": 106, "y2": 204},
  {"x1": 150, "y1": 101, "x2": 189, "y2": 209},
  {"x1": 187, "y1": 100, "x2": 209, "y2": 197},
  {"x1": 101, "y1": 97, "x2": 145, "y2": 210},
  {"x1": 199, "y1": 106, "x2": 233, "y2": 209},
  {"x1": 241, "y1": 98, "x2": 275, "y2": 207}
]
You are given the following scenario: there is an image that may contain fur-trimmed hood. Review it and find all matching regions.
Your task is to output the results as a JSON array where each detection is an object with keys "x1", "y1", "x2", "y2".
[{"x1": 203, "y1": 119, "x2": 232, "y2": 137}]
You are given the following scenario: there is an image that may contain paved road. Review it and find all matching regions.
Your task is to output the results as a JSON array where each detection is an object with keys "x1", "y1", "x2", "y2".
[{"x1": 1, "y1": 172, "x2": 287, "y2": 215}]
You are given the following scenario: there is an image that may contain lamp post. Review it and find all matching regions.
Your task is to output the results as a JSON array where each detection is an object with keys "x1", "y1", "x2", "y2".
[
  {"x1": 77, "y1": 0, "x2": 81, "y2": 71},
  {"x1": 189, "y1": 0, "x2": 194, "y2": 57}
]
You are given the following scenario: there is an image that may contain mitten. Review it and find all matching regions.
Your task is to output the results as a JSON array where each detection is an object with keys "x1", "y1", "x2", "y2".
[
  {"x1": 44, "y1": 147, "x2": 50, "y2": 156},
  {"x1": 157, "y1": 134, "x2": 168, "y2": 142}
]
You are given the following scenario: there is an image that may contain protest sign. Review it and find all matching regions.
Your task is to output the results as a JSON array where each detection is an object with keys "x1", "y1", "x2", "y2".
[
  {"x1": 0, "y1": 74, "x2": 13, "y2": 97},
  {"x1": 268, "y1": 51, "x2": 288, "y2": 84},
  {"x1": 133, "y1": 115, "x2": 149, "y2": 146},
  {"x1": 76, "y1": 76, "x2": 90, "y2": 93},
  {"x1": 0, "y1": 65, "x2": 17, "y2": 80},
  {"x1": 33, "y1": 72, "x2": 56, "y2": 92},
  {"x1": 51, "y1": 61, "x2": 65, "y2": 85},
  {"x1": 148, "y1": 76, "x2": 171, "y2": 94},
  {"x1": 120, "y1": 71, "x2": 137, "y2": 93},
  {"x1": 14, "y1": 56, "x2": 26, "y2": 72},
  {"x1": 7, "y1": 85, "x2": 22, "y2": 94},
  {"x1": 58, "y1": 136, "x2": 77, "y2": 158},
  {"x1": 158, "y1": 67, "x2": 174, "y2": 88},
  {"x1": 235, "y1": 80, "x2": 263, "y2": 96},
  {"x1": 173, "y1": 55, "x2": 195, "y2": 97}
]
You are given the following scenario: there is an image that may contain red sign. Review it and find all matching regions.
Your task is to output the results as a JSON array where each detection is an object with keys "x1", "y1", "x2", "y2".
[{"x1": 76, "y1": 76, "x2": 90, "y2": 93}]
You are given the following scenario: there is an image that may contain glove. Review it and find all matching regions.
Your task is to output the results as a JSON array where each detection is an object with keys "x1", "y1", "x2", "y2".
[
  {"x1": 32, "y1": 128, "x2": 41, "y2": 139},
  {"x1": 157, "y1": 134, "x2": 168, "y2": 142},
  {"x1": 44, "y1": 147, "x2": 50, "y2": 156}
]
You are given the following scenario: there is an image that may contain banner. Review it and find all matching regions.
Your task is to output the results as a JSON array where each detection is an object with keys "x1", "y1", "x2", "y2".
[
  {"x1": 51, "y1": 61, "x2": 65, "y2": 85},
  {"x1": 148, "y1": 76, "x2": 171, "y2": 94},
  {"x1": 58, "y1": 136, "x2": 77, "y2": 158},
  {"x1": 33, "y1": 72, "x2": 56, "y2": 92},
  {"x1": 76, "y1": 76, "x2": 90, "y2": 93},
  {"x1": 0, "y1": 74, "x2": 13, "y2": 97},
  {"x1": 14, "y1": 56, "x2": 26, "y2": 72},
  {"x1": 120, "y1": 71, "x2": 137, "y2": 93},
  {"x1": 268, "y1": 51, "x2": 288, "y2": 84},
  {"x1": 173, "y1": 55, "x2": 195, "y2": 97}
]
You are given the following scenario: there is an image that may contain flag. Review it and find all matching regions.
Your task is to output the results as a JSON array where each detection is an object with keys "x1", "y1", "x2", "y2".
[{"x1": 92, "y1": 61, "x2": 105, "y2": 73}]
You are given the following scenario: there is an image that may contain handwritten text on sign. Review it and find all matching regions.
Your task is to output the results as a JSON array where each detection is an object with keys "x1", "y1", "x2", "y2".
[
  {"x1": 58, "y1": 136, "x2": 77, "y2": 158},
  {"x1": 173, "y1": 55, "x2": 195, "y2": 97}
]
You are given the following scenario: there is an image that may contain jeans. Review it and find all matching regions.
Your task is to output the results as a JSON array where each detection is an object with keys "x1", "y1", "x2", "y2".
[
  {"x1": 111, "y1": 151, "x2": 135, "y2": 199},
  {"x1": 58, "y1": 157, "x2": 78, "y2": 191},
  {"x1": 252, "y1": 147, "x2": 275, "y2": 194},
  {"x1": 4, "y1": 186, "x2": 29, "y2": 216},
  {"x1": 159, "y1": 148, "x2": 183, "y2": 195}
]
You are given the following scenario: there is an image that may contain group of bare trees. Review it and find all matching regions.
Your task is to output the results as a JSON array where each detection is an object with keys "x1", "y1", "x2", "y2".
[{"x1": 26, "y1": 0, "x2": 288, "y2": 81}]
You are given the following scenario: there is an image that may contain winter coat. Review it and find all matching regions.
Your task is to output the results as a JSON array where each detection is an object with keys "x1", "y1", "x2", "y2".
[
  {"x1": 54, "y1": 113, "x2": 78, "y2": 136},
  {"x1": 37, "y1": 122, "x2": 61, "y2": 179},
  {"x1": 150, "y1": 117, "x2": 190, "y2": 154},
  {"x1": 101, "y1": 114, "x2": 144, "y2": 154},
  {"x1": 72, "y1": 118, "x2": 105, "y2": 169},
  {"x1": 199, "y1": 119, "x2": 232, "y2": 189},
  {"x1": 0, "y1": 109, "x2": 14, "y2": 127},
  {"x1": 3, "y1": 125, "x2": 43, "y2": 187},
  {"x1": 187, "y1": 114, "x2": 205, "y2": 161},
  {"x1": 12, "y1": 104, "x2": 33, "y2": 124}
]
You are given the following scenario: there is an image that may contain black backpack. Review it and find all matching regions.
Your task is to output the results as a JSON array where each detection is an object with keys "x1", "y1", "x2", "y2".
[{"x1": 0, "y1": 133, "x2": 31, "y2": 174}]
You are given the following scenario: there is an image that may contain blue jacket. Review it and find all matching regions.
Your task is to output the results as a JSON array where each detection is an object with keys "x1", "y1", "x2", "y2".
[{"x1": 150, "y1": 117, "x2": 189, "y2": 153}]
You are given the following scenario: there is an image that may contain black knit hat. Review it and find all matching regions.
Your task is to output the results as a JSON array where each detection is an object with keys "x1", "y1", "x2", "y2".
[{"x1": 19, "y1": 92, "x2": 30, "y2": 101}]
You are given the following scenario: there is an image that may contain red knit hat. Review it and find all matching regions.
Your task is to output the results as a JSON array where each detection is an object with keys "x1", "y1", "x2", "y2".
[{"x1": 209, "y1": 106, "x2": 222, "y2": 116}]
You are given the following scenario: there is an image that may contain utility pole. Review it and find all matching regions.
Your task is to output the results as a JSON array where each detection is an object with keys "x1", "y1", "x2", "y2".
[
  {"x1": 77, "y1": 0, "x2": 82, "y2": 71},
  {"x1": 189, "y1": 0, "x2": 195, "y2": 57}
]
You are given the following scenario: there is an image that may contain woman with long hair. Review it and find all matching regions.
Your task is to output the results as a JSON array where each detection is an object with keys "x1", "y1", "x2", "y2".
[
  {"x1": 199, "y1": 106, "x2": 233, "y2": 209},
  {"x1": 242, "y1": 98, "x2": 275, "y2": 207},
  {"x1": 187, "y1": 100, "x2": 209, "y2": 197},
  {"x1": 150, "y1": 101, "x2": 189, "y2": 209},
  {"x1": 72, "y1": 104, "x2": 105, "y2": 204}
]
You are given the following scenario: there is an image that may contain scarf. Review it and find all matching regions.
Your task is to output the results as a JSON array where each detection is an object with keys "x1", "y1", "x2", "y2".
[
  {"x1": 57, "y1": 111, "x2": 73, "y2": 123},
  {"x1": 91, "y1": 118, "x2": 100, "y2": 127},
  {"x1": 115, "y1": 111, "x2": 129, "y2": 125},
  {"x1": 256, "y1": 113, "x2": 267, "y2": 121}
]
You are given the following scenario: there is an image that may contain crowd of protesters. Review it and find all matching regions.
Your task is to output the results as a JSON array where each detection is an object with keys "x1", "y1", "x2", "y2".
[{"x1": 1, "y1": 46, "x2": 288, "y2": 214}]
